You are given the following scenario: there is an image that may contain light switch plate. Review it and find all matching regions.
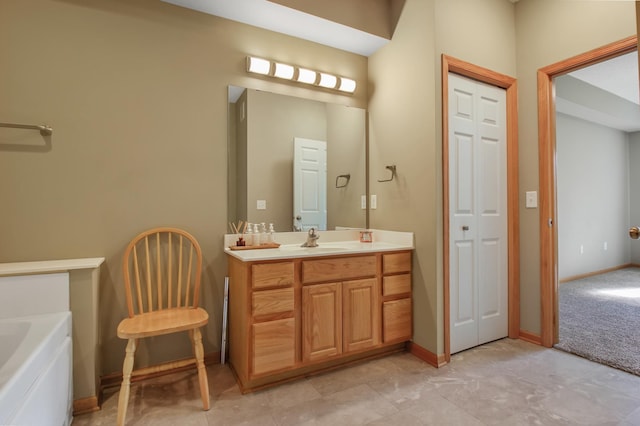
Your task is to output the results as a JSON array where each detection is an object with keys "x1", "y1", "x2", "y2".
[
  {"x1": 525, "y1": 191, "x2": 537, "y2": 209},
  {"x1": 370, "y1": 194, "x2": 377, "y2": 209},
  {"x1": 257, "y1": 199, "x2": 267, "y2": 210},
  {"x1": 361, "y1": 195, "x2": 367, "y2": 209}
]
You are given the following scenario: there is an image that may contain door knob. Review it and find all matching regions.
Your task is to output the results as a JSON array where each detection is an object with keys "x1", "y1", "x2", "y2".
[{"x1": 629, "y1": 226, "x2": 640, "y2": 240}]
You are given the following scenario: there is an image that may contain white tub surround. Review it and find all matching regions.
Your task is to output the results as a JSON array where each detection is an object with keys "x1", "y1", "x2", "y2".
[
  {"x1": 0, "y1": 312, "x2": 72, "y2": 426},
  {"x1": 0, "y1": 257, "x2": 105, "y2": 415},
  {"x1": 224, "y1": 229, "x2": 414, "y2": 261}
]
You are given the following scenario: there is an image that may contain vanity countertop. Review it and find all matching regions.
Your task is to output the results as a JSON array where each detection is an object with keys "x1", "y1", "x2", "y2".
[{"x1": 224, "y1": 229, "x2": 414, "y2": 262}]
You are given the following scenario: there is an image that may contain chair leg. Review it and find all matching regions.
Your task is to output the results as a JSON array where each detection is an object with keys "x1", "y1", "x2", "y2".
[
  {"x1": 191, "y1": 328, "x2": 210, "y2": 410},
  {"x1": 117, "y1": 338, "x2": 137, "y2": 426}
]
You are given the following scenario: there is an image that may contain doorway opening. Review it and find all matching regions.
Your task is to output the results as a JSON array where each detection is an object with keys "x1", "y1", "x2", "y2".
[
  {"x1": 537, "y1": 35, "x2": 638, "y2": 348},
  {"x1": 442, "y1": 55, "x2": 520, "y2": 363}
]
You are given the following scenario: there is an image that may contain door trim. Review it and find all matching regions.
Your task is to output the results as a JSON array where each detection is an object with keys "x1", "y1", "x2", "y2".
[
  {"x1": 442, "y1": 55, "x2": 520, "y2": 362},
  {"x1": 537, "y1": 35, "x2": 637, "y2": 348}
]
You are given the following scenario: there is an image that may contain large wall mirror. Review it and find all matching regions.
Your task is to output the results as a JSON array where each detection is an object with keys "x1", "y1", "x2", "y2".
[{"x1": 228, "y1": 86, "x2": 367, "y2": 232}]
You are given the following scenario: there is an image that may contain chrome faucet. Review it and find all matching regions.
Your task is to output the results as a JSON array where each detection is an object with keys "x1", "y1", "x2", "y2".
[{"x1": 301, "y1": 228, "x2": 320, "y2": 247}]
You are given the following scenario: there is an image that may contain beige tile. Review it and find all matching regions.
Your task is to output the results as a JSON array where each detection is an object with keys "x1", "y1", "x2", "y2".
[
  {"x1": 273, "y1": 384, "x2": 398, "y2": 426},
  {"x1": 399, "y1": 391, "x2": 484, "y2": 425},
  {"x1": 262, "y1": 378, "x2": 322, "y2": 409},
  {"x1": 71, "y1": 339, "x2": 640, "y2": 426},
  {"x1": 307, "y1": 356, "x2": 405, "y2": 396},
  {"x1": 434, "y1": 373, "x2": 551, "y2": 425},
  {"x1": 539, "y1": 387, "x2": 626, "y2": 425}
]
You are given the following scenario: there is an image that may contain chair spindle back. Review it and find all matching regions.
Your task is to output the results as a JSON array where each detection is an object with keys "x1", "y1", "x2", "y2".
[{"x1": 122, "y1": 227, "x2": 203, "y2": 317}]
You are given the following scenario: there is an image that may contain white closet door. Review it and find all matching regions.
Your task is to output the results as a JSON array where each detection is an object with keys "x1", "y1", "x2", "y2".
[{"x1": 449, "y1": 73, "x2": 508, "y2": 354}]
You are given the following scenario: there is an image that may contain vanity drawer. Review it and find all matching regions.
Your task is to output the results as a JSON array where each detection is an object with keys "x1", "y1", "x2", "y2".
[
  {"x1": 252, "y1": 262, "x2": 294, "y2": 289},
  {"x1": 382, "y1": 252, "x2": 412, "y2": 275},
  {"x1": 383, "y1": 274, "x2": 411, "y2": 296},
  {"x1": 302, "y1": 256, "x2": 376, "y2": 284},
  {"x1": 382, "y1": 298, "x2": 412, "y2": 343},
  {"x1": 252, "y1": 317, "x2": 296, "y2": 376},
  {"x1": 252, "y1": 287, "x2": 294, "y2": 317}
]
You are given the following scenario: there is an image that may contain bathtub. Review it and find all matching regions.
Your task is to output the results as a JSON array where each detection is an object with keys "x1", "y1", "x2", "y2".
[{"x1": 0, "y1": 312, "x2": 72, "y2": 426}]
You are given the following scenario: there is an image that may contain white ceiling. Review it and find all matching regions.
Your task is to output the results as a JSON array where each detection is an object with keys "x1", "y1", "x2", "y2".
[
  {"x1": 558, "y1": 51, "x2": 640, "y2": 133},
  {"x1": 569, "y1": 51, "x2": 639, "y2": 106},
  {"x1": 161, "y1": 0, "x2": 389, "y2": 56}
]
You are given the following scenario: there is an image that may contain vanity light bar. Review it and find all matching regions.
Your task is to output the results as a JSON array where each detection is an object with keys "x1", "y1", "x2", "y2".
[{"x1": 246, "y1": 56, "x2": 356, "y2": 94}]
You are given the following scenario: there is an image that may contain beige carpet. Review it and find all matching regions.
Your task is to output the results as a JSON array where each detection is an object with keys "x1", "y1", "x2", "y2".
[{"x1": 555, "y1": 267, "x2": 640, "y2": 376}]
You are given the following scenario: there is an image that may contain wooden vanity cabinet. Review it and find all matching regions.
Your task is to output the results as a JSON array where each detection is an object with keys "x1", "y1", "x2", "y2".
[
  {"x1": 227, "y1": 250, "x2": 412, "y2": 393},
  {"x1": 381, "y1": 252, "x2": 413, "y2": 343},
  {"x1": 228, "y1": 258, "x2": 296, "y2": 385},
  {"x1": 342, "y1": 278, "x2": 380, "y2": 353},
  {"x1": 302, "y1": 282, "x2": 342, "y2": 362}
]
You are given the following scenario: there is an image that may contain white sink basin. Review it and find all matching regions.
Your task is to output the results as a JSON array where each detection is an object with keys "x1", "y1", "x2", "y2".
[{"x1": 278, "y1": 244, "x2": 354, "y2": 252}]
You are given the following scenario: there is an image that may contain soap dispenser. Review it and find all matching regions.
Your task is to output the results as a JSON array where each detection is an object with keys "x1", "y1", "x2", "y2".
[
  {"x1": 267, "y1": 223, "x2": 275, "y2": 244},
  {"x1": 260, "y1": 222, "x2": 267, "y2": 245},
  {"x1": 253, "y1": 223, "x2": 261, "y2": 245},
  {"x1": 245, "y1": 223, "x2": 254, "y2": 246}
]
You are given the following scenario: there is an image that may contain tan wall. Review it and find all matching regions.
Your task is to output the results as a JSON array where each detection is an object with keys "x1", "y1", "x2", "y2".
[
  {"x1": 514, "y1": 0, "x2": 636, "y2": 334},
  {"x1": 0, "y1": 0, "x2": 367, "y2": 379},
  {"x1": 369, "y1": 0, "x2": 635, "y2": 354},
  {"x1": 368, "y1": 0, "x2": 517, "y2": 355},
  {"x1": 2, "y1": 0, "x2": 637, "y2": 392},
  {"x1": 326, "y1": 103, "x2": 367, "y2": 230},
  {"x1": 247, "y1": 89, "x2": 326, "y2": 231},
  {"x1": 236, "y1": 89, "x2": 367, "y2": 232},
  {"x1": 368, "y1": 0, "x2": 438, "y2": 353}
]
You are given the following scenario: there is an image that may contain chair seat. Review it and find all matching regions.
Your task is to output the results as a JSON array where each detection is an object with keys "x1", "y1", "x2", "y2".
[{"x1": 117, "y1": 307, "x2": 209, "y2": 339}]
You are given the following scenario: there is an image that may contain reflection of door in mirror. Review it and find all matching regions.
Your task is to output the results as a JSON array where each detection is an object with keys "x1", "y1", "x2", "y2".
[
  {"x1": 228, "y1": 86, "x2": 367, "y2": 231},
  {"x1": 294, "y1": 138, "x2": 327, "y2": 231}
]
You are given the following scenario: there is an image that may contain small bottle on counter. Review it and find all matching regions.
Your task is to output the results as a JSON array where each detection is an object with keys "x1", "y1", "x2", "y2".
[
  {"x1": 260, "y1": 222, "x2": 267, "y2": 245},
  {"x1": 267, "y1": 223, "x2": 275, "y2": 243},
  {"x1": 253, "y1": 223, "x2": 261, "y2": 245},
  {"x1": 245, "y1": 223, "x2": 253, "y2": 246}
]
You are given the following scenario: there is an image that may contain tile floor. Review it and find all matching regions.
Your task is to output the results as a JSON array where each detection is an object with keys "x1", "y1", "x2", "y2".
[{"x1": 72, "y1": 339, "x2": 640, "y2": 425}]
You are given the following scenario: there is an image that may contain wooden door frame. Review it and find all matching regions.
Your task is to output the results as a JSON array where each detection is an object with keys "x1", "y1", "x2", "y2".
[
  {"x1": 538, "y1": 35, "x2": 637, "y2": 348},
  {"x1": 442, "y1": 55, "x2": 520, "y2": 362}
]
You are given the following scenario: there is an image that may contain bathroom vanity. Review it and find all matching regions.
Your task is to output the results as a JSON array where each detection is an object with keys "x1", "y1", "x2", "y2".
[{"x1": 224, "y1": 230, "x2": 413, "y2": 392}]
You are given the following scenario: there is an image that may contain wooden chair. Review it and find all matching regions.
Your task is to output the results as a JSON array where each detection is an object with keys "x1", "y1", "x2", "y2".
[{"x1": 116, "y1": 227, "x2": 210, "y2": 426}]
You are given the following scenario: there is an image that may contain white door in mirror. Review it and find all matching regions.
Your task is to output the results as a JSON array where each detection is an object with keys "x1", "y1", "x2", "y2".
[{"x1": 293, "y1": 138, "x2": 327, "y2": 230}]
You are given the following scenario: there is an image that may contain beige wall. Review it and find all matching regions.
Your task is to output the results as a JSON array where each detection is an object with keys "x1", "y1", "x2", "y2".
[
  {"x1": 514, "y1": 0, "x2": 636, "y2": 334},
  {"x1": 0, "y1": 0, "x2": 367, "y2": 378},
  {"x1": 326, "y1": 103, "x2": 367, "y2": 230},
  {"x1": 2, "y1": 0, "x2": 638, "y2": 390},
  {"x1": 369, "y1": 0, "x2": 636, "y2": 354},
  {"x1": 233, "y1": 90, "x2": 366, "y2": 231},
  {"x1": 368, "y1": 0, "x2": 517, "y2": 355},
  {"x1": 247, "y1": 89, "x2": 326, "y2": 230}
]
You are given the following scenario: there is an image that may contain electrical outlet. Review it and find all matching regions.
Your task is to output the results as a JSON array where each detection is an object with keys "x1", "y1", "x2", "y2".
[
  {"x1": 370, "y1": 194, "x2": 377, "y2": 209},
  {"x1": 580, "y1": 245, "x2": 584, "y2": 254},
  {"x1": 256, "y1": 200, "x2": 266, "y2": 210},
  {"x1": 604, "y1": 242, "x2": 608, "y2": 251}
]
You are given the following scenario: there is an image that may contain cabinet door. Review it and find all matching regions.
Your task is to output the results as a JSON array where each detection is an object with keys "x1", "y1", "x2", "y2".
[
  {"x1": 252, "y1": 317, "x2": 296, "y2": 376},
  {"x1": 382, "y1": 298, "x2": 412, "y2": 343},
  {"x1": 343, "y1": 278, "x2": 380, "y2": 353},
  {"x1": 302, "y1": 282, "x2": 342, "y2": 362}
]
